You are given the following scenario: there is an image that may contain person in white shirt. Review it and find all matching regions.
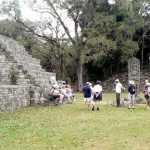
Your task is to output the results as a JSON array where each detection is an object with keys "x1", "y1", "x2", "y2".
[
  {"x1": 92, "y1": 81, "x2": 102, "y2": 111},
  {"x1": 115, "y1": 79, "x2": 125, "y2": 107}
]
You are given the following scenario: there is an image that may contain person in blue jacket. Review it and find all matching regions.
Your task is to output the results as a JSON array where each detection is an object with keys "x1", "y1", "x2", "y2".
[
  {"x1": 128, "y1": 80, "x2": 136, "y2": 109},
  {"x1": 83, "y1": 82, "x2": 92, "y2": 110}
]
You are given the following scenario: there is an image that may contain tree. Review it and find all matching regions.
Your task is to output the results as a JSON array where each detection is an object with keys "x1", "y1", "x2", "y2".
[
  {"x1": 80, "y1": 0, "x2": 149, "y2": 80},
  {"x1": 0, "y1": 0, "x2": 149, "y2": 86},
  {"x1": 0, "y1": 19, "x2": 22, "y2": 38},
  {"x1": 0, "y1": 0, "x2": 86, "y2": 91},
  {"x1": 0, "y1": 0, "x2": 21, "y2": 19}
]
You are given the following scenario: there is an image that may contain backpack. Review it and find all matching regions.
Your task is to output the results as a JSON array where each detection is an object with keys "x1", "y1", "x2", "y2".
[{"x1": 130, "y1": 85, "x2": 136, "y2": 94}]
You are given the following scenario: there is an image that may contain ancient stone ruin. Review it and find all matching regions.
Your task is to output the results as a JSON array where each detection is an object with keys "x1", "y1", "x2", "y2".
[
  {"x1": 111, "y1": 57, "x2": 145, "y2": 106},
  {"x1": 0, "y1": 34, "x2": 56, "y2": 112},
  {"x1": 128, "y1": 57, "x2": 145, "y2": 104},
  {"x1": 128, "y1": 57, "x2": 141, "y2": 92}
]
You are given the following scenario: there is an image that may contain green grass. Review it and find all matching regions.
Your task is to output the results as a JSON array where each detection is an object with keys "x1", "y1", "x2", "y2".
[{"x1": 0, "y1": 93, "x2": 150, "y2": 150}]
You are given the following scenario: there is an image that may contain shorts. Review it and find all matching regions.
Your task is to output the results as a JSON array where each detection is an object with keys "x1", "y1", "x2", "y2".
[
  {"x1": 147, "y1": 95, "x2": 150, "y2": 103},
  {"x1": 93, "y1": 93, "x2": 102, "y2": 101},
  {"x1": 128, "y1": 93, "x2": 135, "y2": 100},
  {"x1": 84, "y1": 98, "x2": 91, "y2": 102},
  {"x1": 144, "y1": 94, "x2": 149, "y2": 99}
]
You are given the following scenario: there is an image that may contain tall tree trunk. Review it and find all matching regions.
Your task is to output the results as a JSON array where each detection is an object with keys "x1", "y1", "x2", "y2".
[
  {"x1": 76, "y1": 56, "x2": 83, "y2": 92},
  {"x1": 110, "y1": 63, "x2": 113, "y2": 76},
  {"x1": 141, "y1": 38, "x2": 144, "y2": 69},
  {"x1": 75, "y1": 43, "x2": 83, "y2": 92}
]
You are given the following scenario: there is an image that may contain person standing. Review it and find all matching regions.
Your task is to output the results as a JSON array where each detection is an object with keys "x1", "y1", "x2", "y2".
[
  {"x1": 83, "y1": 82, "x2": 92, "y2": 110},
  {"x1": 128, "y1": 80, "x2": 136, "y2": 109},
  {"x1": 66, "y1": 84, "x2": 74, "y2": 103},
  {"x1": 92, "y1": 81, "x2": 102, "y2": 111},
  {"x1": 143, "y1": 80, "x2": 150, "y2": 109},
  {"x1": 114, "y1": 79, "x2": 125, "y2": 107}
]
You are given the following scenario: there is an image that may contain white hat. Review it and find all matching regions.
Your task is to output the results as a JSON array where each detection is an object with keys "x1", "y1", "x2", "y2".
[
  {"x1": 129, "y1": 80, "x2": 134, "y2": 85},
  {"x1": 115, "y1": 79, "x2": 119, "y2": 82},
  {"x1": 89, "y1": 82, "x2": 92, "y2": 86},
  {"x1": 145, "y1": 80, "x2": 149, "y2": 83},
  {"x1": 86, "y1": 82, "x2": 90, "y2": 85}
]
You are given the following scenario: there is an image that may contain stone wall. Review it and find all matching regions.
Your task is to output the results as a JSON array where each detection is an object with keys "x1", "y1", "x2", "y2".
[
  {"x1": 0, "y1": 35, "x2": 55, "y2": 94},
  {"x1": 0, "y1": 85, "x2": 30, "y2": 112},
  {"x1": 102, "y1": 71, "x2": 150, "y2": 92},
  {"x1": 0, "y1": 34, "x2": 57, "y2": 112},
  {"x1": 0, "y1": 62, "x2": 11, "y2": 84}
]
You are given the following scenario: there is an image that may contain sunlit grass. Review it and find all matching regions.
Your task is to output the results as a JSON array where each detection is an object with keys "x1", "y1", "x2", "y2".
[{"x1": 0, "y1": 93, "x2": 149, "y2": 150}]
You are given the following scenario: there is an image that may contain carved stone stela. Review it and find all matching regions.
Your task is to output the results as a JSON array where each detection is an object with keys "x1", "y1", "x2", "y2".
[{"x1": 128, "y1": 57, "x2": 140, "y2": 91}]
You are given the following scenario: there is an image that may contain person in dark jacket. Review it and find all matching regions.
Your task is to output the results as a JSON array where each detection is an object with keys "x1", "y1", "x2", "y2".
[
  {"x1": 83, "y1": 82, "x2": 92, "y2": 110},
  {"x1": 128, "y1": 80, "x2": 136, "y2": 109}
]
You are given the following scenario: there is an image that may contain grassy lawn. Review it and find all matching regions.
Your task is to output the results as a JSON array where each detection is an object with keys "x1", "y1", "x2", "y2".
[{"x1": 0, "y1": 93, "x2": 150, "y2": 150}]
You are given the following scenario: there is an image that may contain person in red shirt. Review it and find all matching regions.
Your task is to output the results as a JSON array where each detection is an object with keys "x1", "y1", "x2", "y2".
[{"x1": 143, "y1": 80, "x2": 150, "y2": 109}]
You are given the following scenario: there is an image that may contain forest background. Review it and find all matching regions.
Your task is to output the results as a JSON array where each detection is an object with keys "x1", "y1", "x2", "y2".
[{"x1": 0, "y1": 0, "x2": 149, "y2": 91}]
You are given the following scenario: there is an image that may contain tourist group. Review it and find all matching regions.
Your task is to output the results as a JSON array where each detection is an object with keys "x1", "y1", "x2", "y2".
[
  {"x1": 83, "y1": 79, "x2": 150, "y2": 111},
  {"x1": 48, "y1": 80, "x2": 75, "y2": 105}
]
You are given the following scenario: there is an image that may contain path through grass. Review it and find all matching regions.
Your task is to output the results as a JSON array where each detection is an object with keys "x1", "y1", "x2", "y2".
[{"x1": 0, "y1": 93, "x2": 150, "y2": 150}]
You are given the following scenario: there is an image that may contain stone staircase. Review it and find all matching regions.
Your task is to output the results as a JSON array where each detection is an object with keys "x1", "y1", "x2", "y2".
[{"x1": 0, "y1": 34, "x2": 55, "y2": 102}]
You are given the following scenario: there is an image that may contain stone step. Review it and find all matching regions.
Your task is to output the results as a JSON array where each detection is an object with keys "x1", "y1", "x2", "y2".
[{"x1": 0, "y1": 34, "x2": 56, "y2": 98}]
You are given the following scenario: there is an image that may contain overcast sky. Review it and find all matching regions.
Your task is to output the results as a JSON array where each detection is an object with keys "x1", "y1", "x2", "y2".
[
  {"x1": 0, "y1": 0, "x2": 116, "y2": 20},
  {"x1": 0, "y1": 0, "x2": 116, "y2": 37}
]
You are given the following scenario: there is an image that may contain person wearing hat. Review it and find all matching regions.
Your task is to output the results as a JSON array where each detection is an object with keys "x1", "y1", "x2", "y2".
[
  {"x1": 83, "y1": 82, "x2": 92, "y2": 110},
  {"x1": 114, "y1": 79, "x2": 125, "y2": 107},
  {"x1": 143, "y1": 80, "x2": 150, "y2": 109},
  {"x1": 128, "y1": 80, "x2": 136, "y2": 109},
  {"x1": 92, "y1": 80, "x2": 102, "y2": 111}
]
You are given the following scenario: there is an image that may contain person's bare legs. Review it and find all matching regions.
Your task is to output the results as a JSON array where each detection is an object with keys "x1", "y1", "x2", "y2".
[
  {"x1": 128, "y1": 99, "x2": 132, "y2": 109},
  {"x1": 59, "y1": 95, "x2": 64, "y2": 104},
  {"x1": 92, "y1": 101, "x2": 95, "y2": 111},
  {"x1": 147, "y1": 98, "x2": 150, "y2": 110},
  {"x1": 132, "y1": 95, "x2": 135, "y2": 109},
  {"x1": 87, "y1": 102, "x2": 90, "y2": 110},
  {"x1": 84, "y1": 101, "x2": 87, "y2": 110},
  {"x1": 128, "y1": 93, "x2": 131, "y2": 109},
  {"x1": 96, "y1": 101, "x2": 100, "y2": 110}
]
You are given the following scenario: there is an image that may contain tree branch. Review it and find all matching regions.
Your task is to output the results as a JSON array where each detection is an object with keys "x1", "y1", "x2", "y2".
[
  {"x1": 45, "y1": 0, "x2": 76, "y2": 44},
  {"x1": 15, "y1": 18, "x2": 60, "y2": 47}
]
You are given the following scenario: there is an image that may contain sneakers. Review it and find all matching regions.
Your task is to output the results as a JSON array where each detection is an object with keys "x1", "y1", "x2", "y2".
[
  {"x1": 128, "y1": 106, "x2": 135, "y2": 109},
  {"x1": 97, "y1": 107, "x2": 100, "y2": 111}
]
